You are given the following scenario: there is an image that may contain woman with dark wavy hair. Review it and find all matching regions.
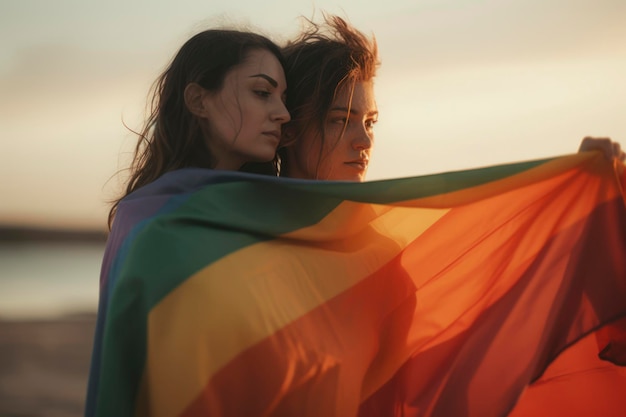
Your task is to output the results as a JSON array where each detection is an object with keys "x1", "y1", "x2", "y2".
[
  {"x1": 107, "y1": 29, "x2": 290, "y2": 227},
  {"x1": 86, "y1": 28, "x2": 289, "y2": 417}
]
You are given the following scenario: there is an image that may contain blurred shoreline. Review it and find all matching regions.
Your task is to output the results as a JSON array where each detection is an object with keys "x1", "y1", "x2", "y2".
[
  {"x1": 0, "y1": 225, "x2": 107, "y2": 244},
  {"x1": 1, "y1": 226, "x2": 101, "y2": 416},
  {"x1": 0, "y1": 312, "x2": 97, "y2": 417}
]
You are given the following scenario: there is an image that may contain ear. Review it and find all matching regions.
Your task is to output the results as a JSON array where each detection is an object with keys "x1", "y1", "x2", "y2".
[{"x1": 184, "y1": 83, "x2": 210, "y2": 118}]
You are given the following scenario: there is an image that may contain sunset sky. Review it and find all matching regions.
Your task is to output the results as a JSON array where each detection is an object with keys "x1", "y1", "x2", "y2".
[{"x1": 2, "y1": 0, "x2": 625, "y2": 231}]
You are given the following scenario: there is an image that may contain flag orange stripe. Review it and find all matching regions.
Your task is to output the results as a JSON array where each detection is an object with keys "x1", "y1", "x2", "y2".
[
  {"x1": 508, "y1": 329, "x2": 626, "y2": 417},
  {"x1": 359, "y1": 195, "x2": 626, "y2": 416}
]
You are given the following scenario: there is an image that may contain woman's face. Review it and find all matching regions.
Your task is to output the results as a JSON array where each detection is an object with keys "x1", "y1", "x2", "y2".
[
  {"x1": 203, "y1": 49, "x2": 290, "y2": 170},
  {"x1": 286, "y1": 80, "x2": 377, "y2": 182}
]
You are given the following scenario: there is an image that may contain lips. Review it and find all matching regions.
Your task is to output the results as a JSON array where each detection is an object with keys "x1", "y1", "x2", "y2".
[
  {"x1": 262, "y1": 130, "x2": 281, "y2": 141},
  {"x1": 345, "y1": 159, "x2": 369, "y2": 170}
]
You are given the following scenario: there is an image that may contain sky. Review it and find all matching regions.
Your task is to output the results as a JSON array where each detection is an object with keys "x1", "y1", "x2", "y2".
[{"x1": 1, "y1": 0, "x2": 625, "y2": 231}]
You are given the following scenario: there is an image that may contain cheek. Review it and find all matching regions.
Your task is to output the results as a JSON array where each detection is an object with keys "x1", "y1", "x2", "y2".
[
  {"x1": 318, "y1": 131, "x2": 349, "y2": 175},
  {"x1": 215, "y1": 107, "x2": 242, "y2": 138},
  {"x1": 235, "y1": 105, "x2": 255, "y2": 131},
  {"x1": 318, "y1": 154, "x2": 342, "y2": 177}
]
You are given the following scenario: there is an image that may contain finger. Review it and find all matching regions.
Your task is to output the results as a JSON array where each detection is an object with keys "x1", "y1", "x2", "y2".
[
  {"x1": 612, "y1": 141, "x2": 622, "y2": 158},
  {"x1": 581, "y1": 136, "x2": 615, "y2": 160}
]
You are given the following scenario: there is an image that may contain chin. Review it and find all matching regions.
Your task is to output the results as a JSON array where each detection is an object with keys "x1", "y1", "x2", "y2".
[
  {"x1": 251, "y1": 151, "x2": 277, "y2": 164},
  {"x1": 318, "y1": 167, "x2": 366, "y2": 182},
  {"x1": 351, "y1": 170, "x2": 367, "y2": 182}
]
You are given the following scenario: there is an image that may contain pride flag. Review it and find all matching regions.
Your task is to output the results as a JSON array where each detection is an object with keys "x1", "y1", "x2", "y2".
[{"x1": 85, "y1": 152, "x2": 626, "y2": 417}]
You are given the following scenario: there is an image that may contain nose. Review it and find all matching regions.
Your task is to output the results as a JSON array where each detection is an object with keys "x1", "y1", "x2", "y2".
[
  {"x1": 272, "y1": 100, "x2": 291, "y2": 124},
  {"x1": 352, "y1": 123, "x2": 373, "y2": 150}
]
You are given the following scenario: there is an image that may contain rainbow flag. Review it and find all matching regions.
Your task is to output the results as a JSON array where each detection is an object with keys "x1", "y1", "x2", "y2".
[{"x1": 85, "y1": 152, "x2": 626, "y2": 417}]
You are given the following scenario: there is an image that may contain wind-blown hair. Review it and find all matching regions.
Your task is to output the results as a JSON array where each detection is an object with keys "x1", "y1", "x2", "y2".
[
  {"x1": 279, "y1": 15, "x2": 379, "y2": 177},
  {"x1": 109, "y1": 30, "x2": 284, "y2": 228}
]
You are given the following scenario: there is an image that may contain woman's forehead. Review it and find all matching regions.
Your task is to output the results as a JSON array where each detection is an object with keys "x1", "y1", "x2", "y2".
[
  {"x1": 331, "y1": 81, "x2": 376, "y2": 111},
  {"x1": 236, "y1": 49, "x2": 286, "y2": 85}
]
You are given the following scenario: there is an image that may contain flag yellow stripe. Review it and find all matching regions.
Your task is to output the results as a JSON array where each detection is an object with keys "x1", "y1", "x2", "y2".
[{"x1": 142, "y1": 202, "x2": 449, "y2": 417}]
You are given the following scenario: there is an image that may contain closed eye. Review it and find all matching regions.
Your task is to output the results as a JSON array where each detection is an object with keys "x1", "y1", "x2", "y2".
[{"x1": 254, "y1": 90, "x2": 271, "y2": 98}]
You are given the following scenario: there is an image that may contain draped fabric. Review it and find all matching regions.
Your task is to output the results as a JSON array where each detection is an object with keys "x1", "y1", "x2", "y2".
[{"x1": 85, "y1": 152, "x2": 626, "y2": 417}]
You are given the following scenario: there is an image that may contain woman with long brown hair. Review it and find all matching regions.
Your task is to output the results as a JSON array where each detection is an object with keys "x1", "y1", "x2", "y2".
[{"x1": 86, "y1": 28, "x2": 289, "y2": 417}]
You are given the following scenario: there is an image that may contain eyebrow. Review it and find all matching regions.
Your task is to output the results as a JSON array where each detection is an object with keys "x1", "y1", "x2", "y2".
[
  {"x1": 330, "y1": 106, "x2": 379, "y2": 117},
  {"x1": 249, "y1": 73, "x2": 278, "y2": 88}
]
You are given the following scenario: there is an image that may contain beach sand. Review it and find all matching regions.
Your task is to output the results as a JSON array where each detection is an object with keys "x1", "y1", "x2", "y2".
[{"x1": 0, "y1": 313, "x2": 96, "y2": 417}]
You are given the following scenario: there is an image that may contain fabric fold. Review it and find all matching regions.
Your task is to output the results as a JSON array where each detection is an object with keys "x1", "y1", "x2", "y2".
[{"x1": 85, "y1": 152, "x2": 626, "y2": 417}]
